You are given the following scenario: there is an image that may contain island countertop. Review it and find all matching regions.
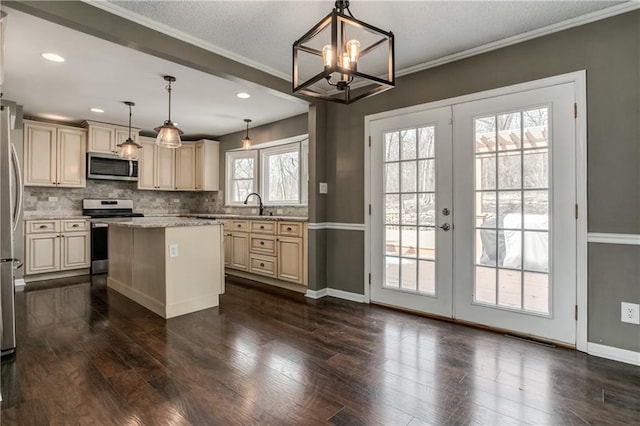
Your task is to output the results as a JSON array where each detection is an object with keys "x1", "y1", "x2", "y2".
[{"x1": 90, "y1": 217, "x2": 223, "y2": 228}]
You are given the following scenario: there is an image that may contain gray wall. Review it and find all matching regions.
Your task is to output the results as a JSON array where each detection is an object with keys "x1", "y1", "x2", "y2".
[{"x1": 323, "y1": 11, "x2": 640, "y2": 351}]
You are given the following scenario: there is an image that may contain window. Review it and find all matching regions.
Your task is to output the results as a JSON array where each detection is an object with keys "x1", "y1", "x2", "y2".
[
  {"x1": 225, "y1": 150, "x2": 258, "y2": 205},
  {"x1": 225, "y1": 136, "x2": 308, "y2": 206}
]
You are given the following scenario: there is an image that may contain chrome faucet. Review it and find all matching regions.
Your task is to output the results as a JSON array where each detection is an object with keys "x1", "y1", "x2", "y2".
[{"x1": 243, "y1": 192, "x2": 264, "y2": 216}]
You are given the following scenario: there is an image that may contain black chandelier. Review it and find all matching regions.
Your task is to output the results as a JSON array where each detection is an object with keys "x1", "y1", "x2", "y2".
[{"x1": 292, "y1": 0, "x2": 394, "y2": 104}]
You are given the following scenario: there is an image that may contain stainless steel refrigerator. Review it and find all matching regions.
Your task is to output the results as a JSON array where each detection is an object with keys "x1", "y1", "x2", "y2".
[{"x1": 1, "y1": 99, "x2": 24, "y2": 357}]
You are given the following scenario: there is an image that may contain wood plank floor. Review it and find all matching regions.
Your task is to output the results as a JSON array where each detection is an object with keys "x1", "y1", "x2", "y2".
[{"x1": 2, "y1": 275, "x2": 639, "y2": 425}]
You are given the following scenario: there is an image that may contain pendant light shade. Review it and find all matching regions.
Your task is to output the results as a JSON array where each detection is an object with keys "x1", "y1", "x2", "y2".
[
  {"x1": 117, "y1": 101, "x2": 143, "y2": 160},
  {"x1": 154, "y1": 75, "x2": 183, "y2": 148},
  {"x1": 292, "y1": 0, "x2": 394, "y2": 104},
  {"x1": 242, "y1": 119, "x2": 252, "y2": 150}
]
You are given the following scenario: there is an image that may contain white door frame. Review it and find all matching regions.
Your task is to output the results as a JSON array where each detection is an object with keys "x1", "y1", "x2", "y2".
[{"x1": 364, "y1": 70, "x2": 587, "y2": 351}]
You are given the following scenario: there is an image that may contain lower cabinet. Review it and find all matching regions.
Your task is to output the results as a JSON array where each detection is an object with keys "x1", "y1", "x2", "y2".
[
  {"x1": 224, "y1": 219, "x2": 306, "y2": 286},
  {"x1": 25, "y1": 219, "x2": 90, "y2": 276}
]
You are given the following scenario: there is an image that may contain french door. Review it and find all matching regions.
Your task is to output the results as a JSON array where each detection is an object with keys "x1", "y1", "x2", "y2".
[{"x1": 369, "y1": 82, "x2": 577, "y2": 344}]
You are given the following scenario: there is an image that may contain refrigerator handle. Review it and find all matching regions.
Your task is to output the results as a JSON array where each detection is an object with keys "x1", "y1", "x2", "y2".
[{"x1": 11, "y1": 142, "x2": 23, "y2": 233}]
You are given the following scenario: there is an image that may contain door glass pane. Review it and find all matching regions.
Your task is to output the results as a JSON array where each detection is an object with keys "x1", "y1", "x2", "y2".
[
  {"x1": 383, "y1": 123, "x2": 438, "y2": 296},
  {"x1": 418, "y1": 260, "x2": 435, "y2": 294},
  {"x1": 401, "y1": 161, "x2": 417, "y2": 192},
  {"x1": 385, "y1": 163, "x2": 399, "y2": 193},
  {"x1": 473, "y1": 107, "x2": 551, "y2": 315},
  {"x1": 400, "y1": 258, "x2": 417, "y2": 290}
]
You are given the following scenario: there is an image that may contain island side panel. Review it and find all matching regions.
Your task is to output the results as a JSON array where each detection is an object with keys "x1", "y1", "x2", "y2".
[
  {"x1": 131, "y1": 227, "x2": 167, "y2": 313},
  {"x1": 165, "y1": 224, "x2": 223, "y2": 318},
  {"x1": 107, "y1": 226, "x2": 133, "y2": 290}
]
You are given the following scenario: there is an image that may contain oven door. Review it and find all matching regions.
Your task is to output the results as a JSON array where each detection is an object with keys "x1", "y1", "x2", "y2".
[{"x1": 90, "y1": 223, "x2": 109, "y2": 274}]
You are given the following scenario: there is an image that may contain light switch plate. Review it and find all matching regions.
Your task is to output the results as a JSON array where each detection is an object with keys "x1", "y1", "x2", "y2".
[
  {"x1": 319, "y1": 182, "x2": 328, "y2": 194},
  {"x1": 169, "y1": 244, "x2": 179, "y2": 258}
]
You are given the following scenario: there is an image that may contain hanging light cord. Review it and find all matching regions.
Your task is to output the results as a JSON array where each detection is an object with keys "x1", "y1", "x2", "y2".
[
  {"x1": 166, "y1": 80, "x2": 173, "y2": 123},
  {"x1": 128, "y1": 103, "x2": 132, "y2": 139}
]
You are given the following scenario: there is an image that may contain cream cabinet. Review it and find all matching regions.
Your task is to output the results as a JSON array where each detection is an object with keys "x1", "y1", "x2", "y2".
[
  {"x1": 175, "y1": 143, "x2": 196, "y2": 190},
  {"x1": 24, "y1": 120, "x2": 86, "y2": 188},
  {"x1": 138, "y1": 137, "x2": 175, "y2": 190},
  {"x1": 175, "y1": 140, "x2": 220, "y2": 191},
  {"x1": 225, "y1": 219, "x2": 307, "y2": 286},
  {"x1": 84, "y1": 121, "x2": 140, "y2": 154},
  {"x1": 25, "y1": 219, "x2": 90, "y2": 276}
]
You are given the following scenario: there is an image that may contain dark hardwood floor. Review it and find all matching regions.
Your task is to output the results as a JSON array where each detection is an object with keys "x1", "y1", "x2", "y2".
[{"x1": 2, "y1": 275, "x2": 639, "y2": 425}]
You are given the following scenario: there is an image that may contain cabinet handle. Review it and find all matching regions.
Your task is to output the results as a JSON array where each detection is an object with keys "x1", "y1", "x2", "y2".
[
  {"x1": 260, "y1": 263, "x2": 265, "y2": 267},
  {"x1": 39, "y1": 225, "x2": 47, "y2": 229},
  {"x1": 287, "y1": 227, "x2": 292, "y2": 231},
  {"x1": 237, "y1": 224, "x2": 241, "y2": 228},
  {"x1": 260, "y1": 241, "x2": 264, "y2": 245},
  {"x1": 260, "y1": 225, "x2": 264, "y2": 229},
  {"x1": 72, "y1": 224, "x2": 79, "y2": 228}
]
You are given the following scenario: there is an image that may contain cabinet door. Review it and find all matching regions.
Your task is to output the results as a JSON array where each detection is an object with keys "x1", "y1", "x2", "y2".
[
  {"x1": 229, "y1": 232, "x2": 249, "y2": 271},
  {"x1": 57, "y1": 128, "x2": 87, "y2": 187},
  {"x1": 174, "y1": 144, "x2": 196, "y2": 190},
  {"x1": 223, "y1": 234, "x2": 231, "y2": 267},
  {"x1": 156, "y1": 146, "x2": 176, "y2": 190},
  {"x1": 88, "y1": 125, "x2": 115, "y2": 154},
  {"x1": 137, "y1": 139, "x2": 157, "y2": 190},
  {"x1": 61, "y1": 231, "x2": 90, "y2": 270},
  {"x1": 24, "y1": 122, "x2": 57, "y2": 187},
  {"x1": 277, "y1": 236, "x2": 304, "y2": 284},
  {"x1": 195, "y1": 143, "x2": 203, "y2": 190},
  {"x1": 25, "y1": 234, "x2": 60, "y2": 274}
]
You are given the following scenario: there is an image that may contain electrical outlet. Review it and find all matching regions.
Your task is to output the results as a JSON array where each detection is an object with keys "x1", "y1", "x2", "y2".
[
  {"x1": 621, "y1": 302, "x2": 640, "y2": 324},
  {"x1": 169, "y1": 244, "x2": 179, "y2": 258},
  {"x1": 276, "y1": 209, "x2": 283, "y2": 215},
  {"x1": 319, "y1": 182, "x2": 328, "y2": 194},
  {"x1": 48, "y1": 196, "x2": 58, "y2": 202},
  {"x1": 251, "y1": 208, "x2": 257, "y2": 214},
  {"x1": 172, "y1": 198, "x2": 180, "y2": 203}
]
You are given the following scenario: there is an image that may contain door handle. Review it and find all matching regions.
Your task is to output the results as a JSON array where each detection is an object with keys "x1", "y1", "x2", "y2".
[{"x1": 439, "y1": 223, "x2": 451, "y2": 231}]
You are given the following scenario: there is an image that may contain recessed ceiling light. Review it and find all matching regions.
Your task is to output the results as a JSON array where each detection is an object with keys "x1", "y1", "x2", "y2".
[
  {"x1": 236, "y1": 92, "x2": 251, "y2": 99},
  {"x1": 41, "y1": 53, "x2": 65, "y2": 63},
  {"x1": 89, "y1": 107, "x2": 104, "y2": 113}
]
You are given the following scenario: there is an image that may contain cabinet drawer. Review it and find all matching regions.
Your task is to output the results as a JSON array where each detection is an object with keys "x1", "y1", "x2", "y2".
[
  {"x1": 278, "y1": 221, "x2": 303, "y2": 237},
  {"x1": 27, "y1": 220, "x2": 60, "y2": 234},
  {"x1": 249, "y1": 235, "x2": 277, "y2": 255},
  {"x1": 62, "y1": 220, "x2": 88, "y2": 232},
  {"x1": 250, "y1": 220, "x2": 276, "y2": 235},
  {"x1": 230, "y1": 220, "x2": 249, "y2": 232},
  {"x1": 249, "y1": 254, "x2": 277, "y2": 278}
]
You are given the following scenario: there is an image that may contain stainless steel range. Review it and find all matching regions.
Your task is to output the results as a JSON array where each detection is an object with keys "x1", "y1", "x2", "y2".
[{"x1": 82, "y1": 199, "x2": 143, "y2": 274}]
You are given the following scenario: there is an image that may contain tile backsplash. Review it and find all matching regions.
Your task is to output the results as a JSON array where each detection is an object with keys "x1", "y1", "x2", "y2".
[{"x1": 24, "y1": 180, "x2": 307, "y2": 217}]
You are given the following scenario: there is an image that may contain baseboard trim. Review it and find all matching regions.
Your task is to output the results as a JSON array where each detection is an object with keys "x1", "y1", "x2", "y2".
[
  {"x1": 14, "y1": 278, "x2": 26, "y2": 289},
  {"x1": 306, "y1": 287, "x2": 366, "y2": 303},
  {"x1": 305, "y1": 288, "x2": 328, "y2": 299},
  {"x1": 588, "y1": 342, "x2": 640, "y2": 366},
  {"x1": 107, "y1": 276, "x2": 166, "y2": 318},
  {"x1": 166, "y1": 294, "x2": 219, "y2": 319},
  {"x1": 587, "y1": 233, "x2": 640, "y2": 245}
]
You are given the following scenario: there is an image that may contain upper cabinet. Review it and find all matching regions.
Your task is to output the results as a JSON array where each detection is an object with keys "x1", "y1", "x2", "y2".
[
  {"x1": 84, "y1": 121, "x2": 140, "y2": 155},
  {"x1": 24, "y1": 120, "x2": 86, "y2": 188},
  {"x1": 139, "y1": 139, "x2": 219, "y2": 192},
  {"x1": 138, "y1": 137, "x2": 175, "y2": 191}
]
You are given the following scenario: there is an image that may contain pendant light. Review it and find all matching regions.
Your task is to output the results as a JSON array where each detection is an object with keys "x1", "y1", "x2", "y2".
[
  {"x1": 117, "y1": 101, "x2": 143, "y2": 160},
  {"x1": 292, "y1": 0, "x2": 395, "y2": 104},
  {"x1": 241, "y1": 119, "x2": 252, "y2": 150},
  {"x1": 154, "y1": 75, "x2": 183, "y2": 148}
]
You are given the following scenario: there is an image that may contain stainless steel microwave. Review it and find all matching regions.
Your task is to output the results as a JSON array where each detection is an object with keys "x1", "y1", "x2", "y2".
[{"x1": 87, "y1": 153, "x2": 138, "y2": 181}]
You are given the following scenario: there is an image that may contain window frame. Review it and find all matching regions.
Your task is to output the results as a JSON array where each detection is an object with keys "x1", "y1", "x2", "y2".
[
  {"x1": 225, "y1": 135, "x2": 308, "y2": 207},
  {"x1": 260, "y1": 142, "x2": 302, "y2": 206},
  {"x1": 225, "y1": 149, "x2": 258, "y2": 206}
]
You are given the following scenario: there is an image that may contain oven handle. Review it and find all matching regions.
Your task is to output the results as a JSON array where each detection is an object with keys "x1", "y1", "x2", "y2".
[{"x1": 92, "y1": 223, "x2": 109, "y2": 228}]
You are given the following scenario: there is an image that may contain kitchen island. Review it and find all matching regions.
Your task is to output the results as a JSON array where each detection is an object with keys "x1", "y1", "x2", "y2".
[{"x1": 96, "y1": 217, "x2": 225, "y2": 319}]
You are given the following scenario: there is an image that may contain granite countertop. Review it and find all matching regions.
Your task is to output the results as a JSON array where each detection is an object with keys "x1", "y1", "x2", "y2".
[
  {"x1": 89, "y1": 217, "x2": 224, "y2": 228},
  {"x1": 24, "y1": 214, "x2": 90, "y2": 221},
  {"x1": 183, "y1": 214, "x2": 308, "y2": 222}
]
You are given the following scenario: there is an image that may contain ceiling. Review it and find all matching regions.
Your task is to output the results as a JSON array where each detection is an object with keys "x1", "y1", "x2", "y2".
[{"x1": 2, "y1": 1, "x2": 634, "y2": 138}]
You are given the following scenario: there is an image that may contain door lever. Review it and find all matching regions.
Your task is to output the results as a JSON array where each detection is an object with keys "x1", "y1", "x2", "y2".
[{"x1": 438, "y1": 223, "x2": 451, "y2": 231}]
